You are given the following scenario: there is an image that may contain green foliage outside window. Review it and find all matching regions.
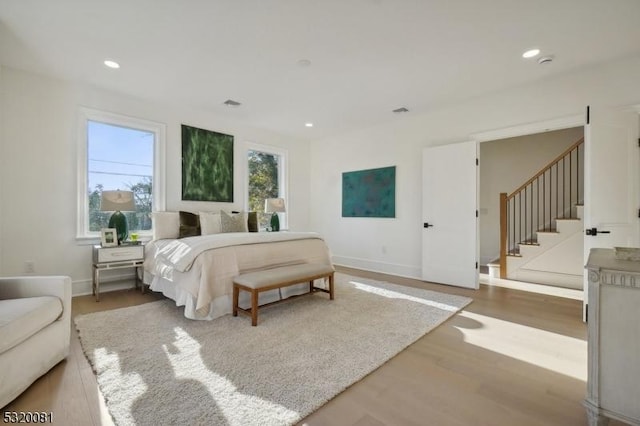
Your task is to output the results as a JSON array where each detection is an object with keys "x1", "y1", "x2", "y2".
[{"x1": 248, "y1": 150, "x2": 279, "y2": 229}]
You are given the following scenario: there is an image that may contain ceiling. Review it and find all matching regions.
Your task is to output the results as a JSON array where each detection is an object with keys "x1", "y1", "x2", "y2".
[{"x1": 2, "y1": 0, "x2": 640, "y2": 141}]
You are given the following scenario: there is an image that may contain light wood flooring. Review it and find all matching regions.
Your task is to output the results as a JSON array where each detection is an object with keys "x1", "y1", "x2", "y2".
[{"x1": 2, "y1": 268, "x2": 619, "y2": 425}]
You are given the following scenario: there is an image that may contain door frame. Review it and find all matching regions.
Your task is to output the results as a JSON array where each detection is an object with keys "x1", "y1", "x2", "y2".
[
  {"x1": 472, "y1": 114, "x2": 584, "y2": 276},
  {"x1": 470, "y1": 114, "x2": 584, "y2": 143},
  {"x1": 469, "y1": 106, "x2": 640, "y2": 288}
]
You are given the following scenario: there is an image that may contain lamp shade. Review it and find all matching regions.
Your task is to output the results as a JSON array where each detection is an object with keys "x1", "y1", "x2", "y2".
[
  {"x1": 264, "y1": 198, "x2": 286, "y2": 213},
  {"x1": 100, "y1": 190, "x2": 135, "y2": 212}
]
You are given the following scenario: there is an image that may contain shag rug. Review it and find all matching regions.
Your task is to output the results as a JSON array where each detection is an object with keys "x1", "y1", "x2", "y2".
[{"x1": 75, "y1": 273, "x2": 472, "y2": 426}]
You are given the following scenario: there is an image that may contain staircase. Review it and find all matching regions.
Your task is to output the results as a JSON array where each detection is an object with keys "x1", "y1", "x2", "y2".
[{"x1": 497, "y1": 137, "x2": 584, "y2": 289}]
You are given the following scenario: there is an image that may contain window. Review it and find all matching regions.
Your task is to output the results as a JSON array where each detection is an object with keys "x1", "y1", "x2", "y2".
[
  {"x1": 246, "y1": 143, "x2": 287, "y2": 230},
  {"x1": 77, "y1": 108, "x2": 165, "y2": 240}
]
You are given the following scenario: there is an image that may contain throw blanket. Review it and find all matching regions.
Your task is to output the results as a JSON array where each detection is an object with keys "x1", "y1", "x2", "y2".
[{"x1": 154, "y1": 232, "x2": 323, "y2": 272}]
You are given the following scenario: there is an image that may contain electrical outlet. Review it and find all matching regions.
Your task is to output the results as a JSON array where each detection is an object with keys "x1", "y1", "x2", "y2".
[{"x1": 25, "y1": 261, "x2": 35, "y2": 273}]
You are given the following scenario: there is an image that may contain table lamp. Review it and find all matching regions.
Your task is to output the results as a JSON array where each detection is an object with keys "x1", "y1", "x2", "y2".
[
  {"x1": 100, "y1": 190, "x2": 135, "y2": 244},
  {"x1": 264, "y1": 198, "x2": 286, "y2": 232}
]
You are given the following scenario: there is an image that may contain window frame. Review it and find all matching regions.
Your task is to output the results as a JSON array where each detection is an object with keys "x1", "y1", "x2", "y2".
[
  {"x1": 244, "y1": 142, "x2": 289, "y2": 230},
  {"x1": 76, "y1": 107, "x2": 166, "y2": 243}
]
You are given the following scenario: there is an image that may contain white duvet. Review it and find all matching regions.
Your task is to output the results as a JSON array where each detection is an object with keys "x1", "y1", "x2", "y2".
[{"x1": 154, "y1": 231, "x2": 324, "y2": 272}]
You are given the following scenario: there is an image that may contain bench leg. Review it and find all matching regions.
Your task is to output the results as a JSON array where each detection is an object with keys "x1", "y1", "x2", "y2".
[
  {"x1": 309, "y1": 279, "x2": 314, "y2": 293},
  {"x1": 232, "y1": 285, "x2": 239, "y2": 317},
  {"x1": 329, "y1": 273, "x2": 335, "y2": 300},
  {"x1": 251, "y1": 289, "x2": 258, "y2": 326}
]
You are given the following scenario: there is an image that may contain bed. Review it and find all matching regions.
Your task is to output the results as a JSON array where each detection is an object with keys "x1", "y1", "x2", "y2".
[{"x1": 143, "y1": 230, "x2": 333, "y2": 320}]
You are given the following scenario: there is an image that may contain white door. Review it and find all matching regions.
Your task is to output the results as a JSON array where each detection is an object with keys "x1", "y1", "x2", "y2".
[
  {"x1": 422, "y1": 141, "x2": 479, "y2": 289},
  {"x1": 584, "y1": 106, "x2": 640, "y2": 313}
]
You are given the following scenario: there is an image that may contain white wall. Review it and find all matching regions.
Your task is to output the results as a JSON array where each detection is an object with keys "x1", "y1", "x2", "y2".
[
  {"x1": 309, "y1": 55, "x2": 640, "y2": 279},
  {"x1": 3, "y1": 55, "x2": 640, "y2": 289},
  {"x1": 0, "y1": 66, "x2": 310, "y2": 293},
  {"x1": 0, "y1": 65, "x2": 3, "y2": 276},
  {"x1": 479, "y1": 127, "x2": 584, "y2": 265}
]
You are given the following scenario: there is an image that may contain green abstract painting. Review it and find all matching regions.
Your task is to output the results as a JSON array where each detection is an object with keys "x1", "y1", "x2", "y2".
[
  {"x1": 342, "y1": 166, "x2": 396, "y2": 217},
  {"x1": 182, "y1": 125, "x2": 234, "y2": 202}
]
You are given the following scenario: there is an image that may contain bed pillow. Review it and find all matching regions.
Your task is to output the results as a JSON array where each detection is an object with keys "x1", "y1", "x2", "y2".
[
  {"x1": 199, "y1": 211, "x2": 222, "y2": 235},
  {"x1": 247, "y1": 211, "x2": 258, "y2": 232},
  {"x1": 179, "y1": 211, "x2": 201, "y2": 238},
  {"x1": 152, "y1": 211, "x2": 180, "y2": 240},
  {"x1": 220, "y1": 211, "x2": 248, "y2": 233}
]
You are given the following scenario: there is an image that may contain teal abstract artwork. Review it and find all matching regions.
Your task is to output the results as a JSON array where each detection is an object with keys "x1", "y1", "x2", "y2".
[{"x1": 342, "y1": 166, "x2": 396, "y2": 217}]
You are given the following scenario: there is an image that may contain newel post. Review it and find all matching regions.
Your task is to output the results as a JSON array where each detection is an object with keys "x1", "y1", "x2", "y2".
[{"x1": 499, "y1": 192, "x2": 508, "y2": 279}]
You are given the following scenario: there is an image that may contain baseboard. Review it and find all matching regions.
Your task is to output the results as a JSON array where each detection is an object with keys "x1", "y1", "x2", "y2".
[
  {"x1": 74, "y1": 258, "x2": 422, "y2": 296},
  {"x1": 332, "y1": 255, "x2": 421, "y2": 280}
]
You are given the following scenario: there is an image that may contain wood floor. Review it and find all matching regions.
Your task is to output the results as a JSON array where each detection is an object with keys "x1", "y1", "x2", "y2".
[{"x1": 2, "y1": 268, "x2": 616, "y2": 425}]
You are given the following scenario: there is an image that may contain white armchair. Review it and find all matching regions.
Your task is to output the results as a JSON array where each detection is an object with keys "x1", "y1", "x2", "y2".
[{"x1": 0, "y1": 276, "x2": 72, "y2": 408}]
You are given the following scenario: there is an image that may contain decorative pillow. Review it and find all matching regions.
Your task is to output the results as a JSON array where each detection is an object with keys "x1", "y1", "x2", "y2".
[
  {"x1": 199, "y1": 211, "x2": 222, "y2": 235},
  {"x1": 152, "y1": 211, "x2": 180, "y2": 240},
  {"x1": 247, "y1": 211, "x2": 258, "y2": 232},
  {"x1": 220, "y1": 211, "x2": 248, "y2": 233},
  {"x1": 178, "y1": 211, "x2": 201, "y2": 238}
]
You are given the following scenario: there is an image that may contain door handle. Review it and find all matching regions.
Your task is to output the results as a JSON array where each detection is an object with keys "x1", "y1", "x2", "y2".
[
  {"x1": 586, "y1": 227, "x2": 611, "y2": 236},
  {"x1": 424, "y1": 223, "x2": 434, "y2": 228}
]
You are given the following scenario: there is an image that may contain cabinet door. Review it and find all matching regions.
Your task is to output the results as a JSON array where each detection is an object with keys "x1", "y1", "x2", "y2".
[{"x1": 598, "y1": 283, "x2": 640, "y2": 420}]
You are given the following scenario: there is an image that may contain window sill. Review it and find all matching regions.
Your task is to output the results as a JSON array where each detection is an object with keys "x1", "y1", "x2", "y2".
[{"x1": 76, "y1": 236, "x2": 101, "y2": 246}]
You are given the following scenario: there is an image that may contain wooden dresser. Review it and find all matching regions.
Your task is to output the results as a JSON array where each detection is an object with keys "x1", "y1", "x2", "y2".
[{"x1": 585, "y1": 248, "x2": 640, "y2": 426}]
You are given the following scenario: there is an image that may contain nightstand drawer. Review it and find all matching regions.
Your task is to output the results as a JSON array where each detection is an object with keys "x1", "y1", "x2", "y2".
[{"x1": 94, "y1": 245, "x2": 144, "y2": 263}]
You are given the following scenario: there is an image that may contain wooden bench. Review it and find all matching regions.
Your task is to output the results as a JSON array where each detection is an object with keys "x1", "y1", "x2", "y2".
[{"x1": 232, "y1": 263, "x2": 335, "y2": 326}]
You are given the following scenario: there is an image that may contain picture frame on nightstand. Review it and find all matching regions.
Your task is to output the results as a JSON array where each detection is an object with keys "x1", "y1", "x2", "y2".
[{"x1": 100, "y1": 228, "x2": 118, "y2": 247}]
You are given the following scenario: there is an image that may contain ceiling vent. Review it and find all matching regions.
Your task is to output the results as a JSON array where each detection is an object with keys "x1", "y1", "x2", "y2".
[
  {"x1": 392, "y1": 107, "x2": 409, "y2": 113},
  {"x1": 223, "y1": 99, "x2": 242, "y2": 107}
]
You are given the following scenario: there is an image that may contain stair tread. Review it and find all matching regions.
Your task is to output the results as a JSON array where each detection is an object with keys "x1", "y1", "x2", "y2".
[
  {"x1": 537, "y1": 229, "x2": 558, "y2": 233},
  {"x1": 487, "y1": 258, "x2": 500, "y2": 267}
]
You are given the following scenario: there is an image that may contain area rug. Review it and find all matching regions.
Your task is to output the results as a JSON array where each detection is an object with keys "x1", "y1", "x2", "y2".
[{"x1": 75, "y1": 273, "x2": 472, "y2": 426}]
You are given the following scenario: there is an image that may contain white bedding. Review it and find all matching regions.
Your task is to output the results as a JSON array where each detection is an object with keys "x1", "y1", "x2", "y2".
[
  {"x1": 144, "y1": 232, "x2": 333, "y2": 320},
  {"x1": 154, "y1": 231, "x2": 324, "y2": 272}
]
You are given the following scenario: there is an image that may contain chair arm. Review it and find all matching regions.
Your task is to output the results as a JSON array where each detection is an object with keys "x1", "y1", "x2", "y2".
[{"x1": 0, "y1": 276, "x2": 72, "y2": 320}]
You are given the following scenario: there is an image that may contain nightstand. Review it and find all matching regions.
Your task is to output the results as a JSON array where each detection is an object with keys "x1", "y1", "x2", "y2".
[{"x1": 92, "y1": 244, "x2": 144, "y2": 301}]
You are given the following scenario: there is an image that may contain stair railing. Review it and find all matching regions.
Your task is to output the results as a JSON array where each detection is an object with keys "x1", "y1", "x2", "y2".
[{"x1": 499, "y1": 137, "x2": 584, "y2": 278}]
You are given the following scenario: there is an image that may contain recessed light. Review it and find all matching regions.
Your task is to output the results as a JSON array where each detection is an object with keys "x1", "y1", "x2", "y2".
[
  {"x1": 103, "y1": 60, "x2": 120, "y2": 69},
  {"x1": 522, "y1": 49, "x2": 540, "y2": 59},
  {"x1": 305, "y1": 122, "x2": 313, "y2": 127},
  {"x1": 297, "y1": 59, "x2": 312, "y2": 67},
  {"x1": 392, "y1": 107, "x2": 409, "y2": 113}
]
